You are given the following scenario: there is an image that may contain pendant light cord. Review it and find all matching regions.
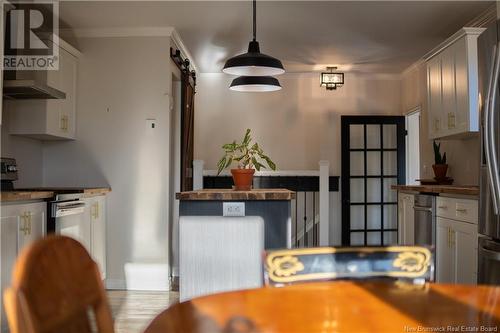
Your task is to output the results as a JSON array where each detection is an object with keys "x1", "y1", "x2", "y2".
[{"x1": 253, "y1": 0, "x2": 256, "y2": 41}]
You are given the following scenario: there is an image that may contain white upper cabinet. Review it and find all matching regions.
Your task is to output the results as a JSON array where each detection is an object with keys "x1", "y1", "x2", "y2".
[
  {"x1": 7, "y1": 38, "x2": 81, "y2": 140},
  {"x1": 425, "y1": 28, "x2": 485, "y2": 139}
]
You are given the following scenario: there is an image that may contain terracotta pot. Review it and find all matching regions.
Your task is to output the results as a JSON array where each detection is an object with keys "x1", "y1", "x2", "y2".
[
  {"x1": 432, "y1": 164, "x2": 448, "y2": 180},
  {"x1": 231, "y1": 169, "x2": 255, "y2": 191}
]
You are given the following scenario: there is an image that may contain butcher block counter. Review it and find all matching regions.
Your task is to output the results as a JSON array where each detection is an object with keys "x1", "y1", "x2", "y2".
[
  {"x1": 391, "y1": 185, "x2": 479, "y2": 196},
  {"x1": 0, "y1": 187, "x2": 111, "y2": 202},
  {"x1": 176, "y1": 189, "x2": 295, "y2": 201}
]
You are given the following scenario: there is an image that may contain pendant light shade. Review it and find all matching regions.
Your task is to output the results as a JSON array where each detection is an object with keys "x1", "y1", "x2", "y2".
[
  {"x1": 223, "y1": 0, "x2": 284, "y2": 92},
  {"x1": 229, "y1": 76, "x2": 282, "y2": 92},
  {"x1": 223, "y1": 41, "x2": 285, "y2": 76}
]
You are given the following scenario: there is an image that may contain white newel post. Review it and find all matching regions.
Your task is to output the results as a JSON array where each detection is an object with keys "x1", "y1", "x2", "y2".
[
  {"x1": 193, "y1": 160, "x2": 204, "y2": 190},
  {"x1": 319, "y1": 160, "x2": 330, "y2": 246}
]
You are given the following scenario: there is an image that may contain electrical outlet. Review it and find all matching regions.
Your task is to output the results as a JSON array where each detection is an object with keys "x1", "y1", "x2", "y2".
[
  {"x1": 146, "y1": 119, "x2": 156, "y2": 130},
  {"x1": 223, "y1": 202, "x2": 245, "y2": 217}
]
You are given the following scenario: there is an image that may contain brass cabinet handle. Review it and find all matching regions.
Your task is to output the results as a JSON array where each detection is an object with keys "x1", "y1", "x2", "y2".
[
  {"x1": 19, "y1": 212, "x2": 31, "y2": 235},
  {"x1": 438, "y1": 206, "x2": 448, "y2": 209},
  {"x1": 456, "y1": 208, "x2": 467, "y2": 213},
  {"x1": 91, "y1": 202, "x2": 99, "y2": 220}
]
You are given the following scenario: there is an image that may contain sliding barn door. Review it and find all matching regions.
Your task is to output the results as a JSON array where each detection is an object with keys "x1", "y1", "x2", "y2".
[
  {"x1": 180, "y1": 76, "x2": 195, "y2": 192},
  {"x1": 341, "y1": 116, "x2": 406, "y2": 246}
]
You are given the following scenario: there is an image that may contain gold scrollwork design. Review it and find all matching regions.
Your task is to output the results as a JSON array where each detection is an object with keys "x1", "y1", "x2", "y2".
[
  {"x1": 393, "y1": 252, "x2": 429, "y2": 273},
  {"x1": 269, "y1": 255, "x2": 305, "y2": 277}
]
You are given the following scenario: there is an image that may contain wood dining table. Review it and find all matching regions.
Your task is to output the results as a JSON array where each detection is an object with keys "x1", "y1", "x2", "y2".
[{"x1": 144, "y1": 281, "x2": 500, "y2": 333}]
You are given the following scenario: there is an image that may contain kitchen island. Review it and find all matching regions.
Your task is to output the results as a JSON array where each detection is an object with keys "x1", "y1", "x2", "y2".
[{"x1": 176, "y1": 188, "x2": 295, "y2": 301}]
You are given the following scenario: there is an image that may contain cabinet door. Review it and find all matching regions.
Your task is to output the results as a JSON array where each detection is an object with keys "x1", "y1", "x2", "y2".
[
  {"x1": 452, "y1": 220, "x2": 478, "y2": 284},
  {"x1": 441, "y1": 46, "x2": 457, "y2": 133},
  {"x1": 427, "y1": 57, "x2": 443, "y2": 138},
  {"x1": 46, "y1": 47, "x2": 77, "y2": 139},
  {"x1": 0, "y1": 214, "x2": 18, "y2": 333},
  {"x1": 436, "y1": 217, "x2": 455, "y2": 283},
  {"x1": 17, "y1": 202, "x2": 46, "y2": 252},
  {"x1": 90, "y1": 196, "x2": 106, "y2": 280}
]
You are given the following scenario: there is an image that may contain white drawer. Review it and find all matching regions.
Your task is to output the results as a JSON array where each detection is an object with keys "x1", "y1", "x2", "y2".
[{"x1": 436, "y1": 196, "x2": 478, "y2": 224}]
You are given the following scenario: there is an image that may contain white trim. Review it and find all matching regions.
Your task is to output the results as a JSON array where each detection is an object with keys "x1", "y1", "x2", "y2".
[
  {"x1": 171, "y1": 29, "x2": 198, "y2": 72},
  {"x1": 423, "y1": 27, "x2": 486, "y2": 61},
  {"x1": 203, "y1": 169, "x2": 320, "y2": 177},
  {"x1": 319, "y1": 160, "x2": 330, "y2": 246},
  {"x1": 402, "y1": 59, "x2": 425, "y2": 77},
  {"x1": 66, "y1": 26, "x2": 175, "y2": 38},
  {"x1": 405, "y1": 105, "x2": 422, "y2": 116}
]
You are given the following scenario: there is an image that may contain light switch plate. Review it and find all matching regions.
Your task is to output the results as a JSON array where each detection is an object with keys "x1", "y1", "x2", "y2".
[
  {"x1": 223, "y1": 202, "x2": 245, "y2": 217},
  {"x1": 146, "y1": 119, "x2": 156, "y2": 130}
]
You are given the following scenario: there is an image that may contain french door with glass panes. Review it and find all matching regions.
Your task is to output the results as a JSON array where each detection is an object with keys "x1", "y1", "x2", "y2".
[{"x1": 341, "y1": 116, "x2": 406, "y2": 246}]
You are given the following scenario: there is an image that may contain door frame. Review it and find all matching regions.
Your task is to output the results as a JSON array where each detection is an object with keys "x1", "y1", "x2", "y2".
[
  {"x1": 405, "y1": 106, "x2": 421, "y2": 185},
  {"x1": 341, "y1": 115, "x2": 406, "y2": 246}
]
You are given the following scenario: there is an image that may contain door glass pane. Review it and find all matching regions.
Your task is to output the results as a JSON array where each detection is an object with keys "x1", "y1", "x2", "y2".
[
  {"x1": 384, "y1": 231, "x2": 398, "y2": 245},
  {"x1": 350, "y1": 232, "x2": 364, "y2": 246},
  {"x1": 366, "y1": 125, "x2": 381, "y2": 149},
  {"x1": 350, "y1": 206, "x2": 364, "y2": 229},
  {"x1": 383, "y1": 124, "x2": 397, "y2": 149},
  {"x1": 350, "y1": 179, "x2": 364, "y2": 203},
  {"x1": 349, "y1": 125, "x2": 364, "y2": 149},
  {"x1": 367, "y1": 205, "x2": 381, "y2": 229},
  {"x1": 383, "y1": 151, "x2": 397, "y2": 175},
  {"x1": 367, "y1": 152, "x2": 381, "y2": 175},
  {"x1": 350, "y1": 152, "x2": 364, "y2": 175},
  {"x1": 367, "y1": 231, "x2": 381, "y2": 245},
  {"x1": 383, "y1": 205, "x2": 398, "y2": 229},
  {"x1": 383, "y1": 178, "x2": 397, "y2": 202},
  {"x1": 367, "y1": 178, "x2": 381, "y2": 202}
]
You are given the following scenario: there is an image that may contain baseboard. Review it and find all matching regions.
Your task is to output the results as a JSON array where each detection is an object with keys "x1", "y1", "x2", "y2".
[{"x1": 106, "y1": 279, "x2": 127, "y2": 290}]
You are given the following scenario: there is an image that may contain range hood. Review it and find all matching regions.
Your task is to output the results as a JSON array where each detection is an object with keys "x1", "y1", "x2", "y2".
[
  {"x1": 3, "y1": 69, "x2": 66, "y2": 100},
  {"x1": 3, "y1": 79, "x2": 66, "y2": 100}
]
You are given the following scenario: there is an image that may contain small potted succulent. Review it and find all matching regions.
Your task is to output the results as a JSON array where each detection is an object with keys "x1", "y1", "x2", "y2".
[
  {"x1": 433, "y1": 140, "x2": 448, "y2": 180},
  {"x1": 217, "y1": 129, "x2": 276, "y2": 190}
]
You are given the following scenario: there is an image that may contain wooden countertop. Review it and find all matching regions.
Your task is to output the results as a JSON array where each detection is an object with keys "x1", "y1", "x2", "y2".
[
  {"x1": 144, "y1": 281, "x2": 500, "y2": 333},
  {"x1": 176, "y1": 189, "x2": 296, "y2": 201},
  {"x1": 0, "y1": 191, "x2": 55, "y2": 202},
  {"x1": 1, "y1": 187, "x2": 111, "y2": 202},
  {"x1": 391, "y1": 185, "x2": 479, "y2": 196}
]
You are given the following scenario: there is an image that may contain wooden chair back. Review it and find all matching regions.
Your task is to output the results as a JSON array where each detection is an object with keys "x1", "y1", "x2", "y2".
[
  {"x1": 3, "y1": 235, "x2": 114, "y2": 333},
  {"x1": 264, "y1": 246, "x2": 434, "y2": 286}
]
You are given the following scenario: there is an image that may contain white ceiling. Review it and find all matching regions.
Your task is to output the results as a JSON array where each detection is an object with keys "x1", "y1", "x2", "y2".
[{"x1": 59, "y1": 1, "x2": 493, "y2": 73}]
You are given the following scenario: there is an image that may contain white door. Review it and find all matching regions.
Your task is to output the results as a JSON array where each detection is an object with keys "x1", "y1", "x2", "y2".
[
  {"x1": 436, "y1": 217, "x2": 455, "y2": 283},
  {"x1": 91, "y1": 196, "x2": 106, "y2": 279},
  {"x1": 405, "y1": 110, "x2": 420, "y2": 185},
  {"x1": 452, "y1": 220, "x2": 478, "y2": 284},
  {"x1": 398, "y1": 193, "x2": 415, "y2": 245}
]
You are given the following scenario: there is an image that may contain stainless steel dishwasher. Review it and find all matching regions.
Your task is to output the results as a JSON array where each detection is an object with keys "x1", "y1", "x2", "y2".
[{"x1": 413, "y1": 194, "x2": 436, "y2": 246}]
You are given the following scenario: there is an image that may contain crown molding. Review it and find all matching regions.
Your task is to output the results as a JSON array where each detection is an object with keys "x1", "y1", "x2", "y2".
[
  {"x1": 423, "y1": 27, "x2": 486, "y2": 61},
  {"x1": 66, "y1": 26, "x2": 175, "y2": 38},
  {"x1": 401, "y1": 59, "x2": 425, "y2": 76}
]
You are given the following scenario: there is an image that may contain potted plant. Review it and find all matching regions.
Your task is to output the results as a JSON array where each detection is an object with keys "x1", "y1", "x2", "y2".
[
  {"x1": 217, "y1": 129, "x2": 277, "y2": 190},
  {"x1": 433, "y1": 140, "x2": 448, "y2": 180}
]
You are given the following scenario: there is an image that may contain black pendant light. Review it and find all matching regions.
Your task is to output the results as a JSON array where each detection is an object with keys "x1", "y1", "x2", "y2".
[
  {"x1": 223, "y1": 0, "x2": 284, "y2": 80},
  {"x1": 229, "y1": 76, "x2": 281, "y2": 92}
]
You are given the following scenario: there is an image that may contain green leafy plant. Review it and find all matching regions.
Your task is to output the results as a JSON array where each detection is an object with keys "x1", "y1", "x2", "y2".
[
  {"x1": 433, "y1": 140, "x2": 447, "y2": 165},
  {"x1": 217, "y1": 129, "x2": 277, "y2": 175}
]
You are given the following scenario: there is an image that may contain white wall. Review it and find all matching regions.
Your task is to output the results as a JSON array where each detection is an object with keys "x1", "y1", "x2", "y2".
[
  {"x1": 42, "y1": 36, "x2": 173, "y2": 289},
  {"x1": 401, "y1": 63, "x2": 480, "y2": 185},
  {"x1": 195, "y1": 72, "x2": 402, "y2": 245},
  {"x1": 1, "y1": 103, "x2": 44, "y2": 187},
  {"x1": 195, "y1": 73, "x2": 402, "y2": 173}
]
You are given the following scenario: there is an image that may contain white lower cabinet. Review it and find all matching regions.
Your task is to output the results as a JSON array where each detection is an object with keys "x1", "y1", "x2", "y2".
[
  {"x1": 435, "y1": 197, "x2": 478, "y2": 284},
  {"x1": 84, "y1": 196, "x2": 107, "y2": 280},
  {"x1": 0, "y1": 201, "x2": 46, "y2": 332},
  {"x1": 398, "y1": 192, "x2": 415, "y2": 245}
]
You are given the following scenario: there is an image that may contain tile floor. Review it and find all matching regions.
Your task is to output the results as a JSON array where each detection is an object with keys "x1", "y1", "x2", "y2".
[{"x1": 108, "y1": 291, "x2": 179, "y2": 333}]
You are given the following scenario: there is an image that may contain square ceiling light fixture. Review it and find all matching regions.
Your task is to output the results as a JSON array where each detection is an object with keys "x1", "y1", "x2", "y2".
[{"x1": 320, "y1": 67, "x2": 344, "y2": 90}]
